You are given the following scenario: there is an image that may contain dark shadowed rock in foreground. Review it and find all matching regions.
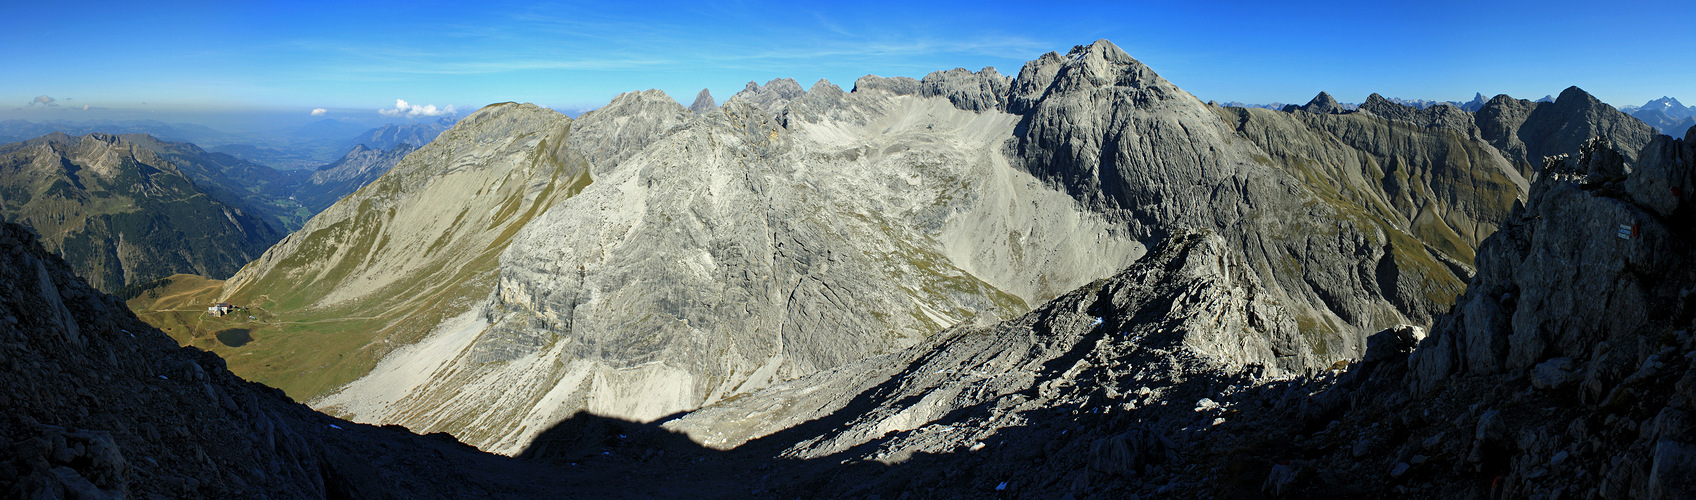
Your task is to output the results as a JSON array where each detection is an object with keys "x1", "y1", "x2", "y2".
[
  {"x1": 0, "y1": 222, "x2": 587, "y2": 498},
  {"x1": 1234, "y1": 128, "x2": 1696, "y2": 498}
]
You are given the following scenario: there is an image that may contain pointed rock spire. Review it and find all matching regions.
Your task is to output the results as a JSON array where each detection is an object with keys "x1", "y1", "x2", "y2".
[{"x1": 690, "y1": 88, "x2": 717, "y2": 114}]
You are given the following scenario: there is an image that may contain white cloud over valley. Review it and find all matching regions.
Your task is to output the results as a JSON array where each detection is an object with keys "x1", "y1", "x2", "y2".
[
  {"x1": 379, "y1": 99, "x2": 455, "y2": 118},
  {"x1": 311, "y1": 108, "x2": 328, "y2": 116}
]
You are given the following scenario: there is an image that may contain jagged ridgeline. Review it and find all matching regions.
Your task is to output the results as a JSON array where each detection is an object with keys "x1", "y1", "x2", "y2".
[
  {"x1": 0, "y1": 133, "x2": 284, "y2": 293},
  {"x1": 139, "y1": 39, "x2": 1649, "y2": 455}
]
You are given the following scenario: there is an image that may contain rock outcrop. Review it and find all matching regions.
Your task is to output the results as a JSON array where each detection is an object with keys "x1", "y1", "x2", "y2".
[
  {"x1": 851, "y1": 75, "x2": 921, "y2": 96},
  {"x1": 659, "y1": 113, "x2": 1696, "y2": 499},
  {"x1": 728, "y1": 78, "x2": 807, "y2": 116},
  {"x1": 1239, "y1": 113, "x2": 1696, "y2": 499},
  {"x1": 1409, "y1": 131, "x2": 1694, "y2": 394},
  {"x1": 1006, "y1": 40, "x2": 1508, "y2": 354},
  {"x1": 918, "y1": 67, "x2": 1011, "y2": 112},
  {"x1": 667, "y1": 231, "x2": 1323, "y2": 451}
]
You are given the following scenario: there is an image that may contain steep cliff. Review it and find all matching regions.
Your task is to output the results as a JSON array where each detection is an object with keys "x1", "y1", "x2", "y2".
[
  {"x1": 1004, "y1": 40, "x2": 1512, "y2": 354},
  {"x1": 1236, "y1": 117, "x2": 1696, "y2": 499}
]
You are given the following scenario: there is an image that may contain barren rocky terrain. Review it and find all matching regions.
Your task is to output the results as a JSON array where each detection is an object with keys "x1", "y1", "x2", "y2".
[{"x1": 13, "y1": 38, "x2": 1695, "y2": 498}]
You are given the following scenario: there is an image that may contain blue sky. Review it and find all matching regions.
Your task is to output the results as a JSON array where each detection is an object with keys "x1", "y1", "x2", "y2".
[{"x1": 4, "y1": 0, "x2": 1692, "y2": 128}]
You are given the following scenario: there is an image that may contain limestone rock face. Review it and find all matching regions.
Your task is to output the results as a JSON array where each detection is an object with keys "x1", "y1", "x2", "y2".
[
  {"x1": 324, "y1": 86, "x2": 1144, "y2": 453},
  {"x1": 566, "y1": 89, "x2": 692, "y2": 177},
  {"x1": 1006, "y1": 40, "x2": 1506, "y2": 355},
  {"x1": 851, "y1": 75, "x2": 921, "y2": 96},
  {"x1": 1411, "y1": 131, "x2": 1696, "y2": 393},
  {"x1": 208, "y1": 40, "x2": 1658, "y2": 458},
  {"x1": 728, "y1": 78, "x2": 807, "y2": 116},
  {"x1": 918, "y1": 67, "x2": 1011, "y2": 112},
  {"x1": 1206, "y1": 118, "x2": 1696, "y2": 500},
  {"x1": 666, "y1": 231, "x2": 1323, "y2": 451},
  {"x1": 1357, "y1": 93, "x2": 1475, "y2": 131}
]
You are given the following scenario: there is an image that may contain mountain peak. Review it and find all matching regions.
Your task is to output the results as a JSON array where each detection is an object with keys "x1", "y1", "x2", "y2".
[
  {"x1": 728, "y1": 78, "x2": 806, "y2": 116},
  {"x1": 807, "y1": 78, "x2": 844, "y2": 97},
  {"x1": 689, "y1": 88, "x2": 717, "y2": 114},
  {"x1": 1555, "y1": 85, "x2": 1598, "y2": 105},
  {"x1": 1082, "y1": 38, "x2": 1132, "y2": 64},
  {"x1": 1008, "y1": 38, "x2": 1173, "y2": 114},
  {"x1": 1299, "y1": 91, "x2": 1346, "y2": 114}
]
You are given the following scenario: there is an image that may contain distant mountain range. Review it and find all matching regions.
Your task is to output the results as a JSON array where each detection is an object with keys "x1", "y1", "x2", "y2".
[
  {"x1": 293, "y1": 143, "x2": 419, "y2": 213},
  {"x1": 0, "y1": 127, "x2": 429, "y2": 294},
  {"x1": 0, "y1": 119, "x2": 241, "y2": 147},
  {"x1": 1, "y1": 116, "x2": 457, "y2": 170},
  {"x1": 1228, "y1": 92, "x2": 1691, "y2": 137},
  {"x1": 338, "y1": 117, "x2": 454, "y2": 152},
  {"x1": 0, "y1": 133, "x2": 284, "y2": 292},
  {"x1": 1623, "y1": 96, "x2": 1696, "y2": 135}
]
